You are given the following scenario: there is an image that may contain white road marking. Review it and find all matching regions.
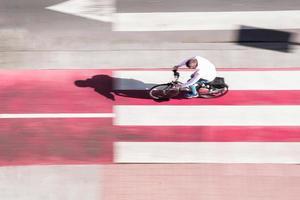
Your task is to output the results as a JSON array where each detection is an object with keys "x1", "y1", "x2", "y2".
[
  {"x1": 0, "y1": 113, "x2": 115, "y2": 119},
  {"x1": 46, "y1": 0, "x2": 115, "y2": 22},
  {"x1": 114, "y1": 70, "x2": 300, "y2": 90},
  {"x1": 114, "y1": 11, "x2": 300, "y2": 31},
  {"x1": 114, "y1": 105, "x2": 300, "y2": 126},
  {"x1": 0, "y1": 165, "x2": 102, "y2": 200},
  {"x1": 45, "y1": 1, "x2": 300, "y2": 31},
  {"x1": 115, "y1": 142, "x2": 300, "y2": 163}
]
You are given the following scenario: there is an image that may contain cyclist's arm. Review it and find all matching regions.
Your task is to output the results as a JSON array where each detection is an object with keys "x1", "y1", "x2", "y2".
[
  {"x1": 181, "y1": 72, "x2": 201, "y2": 87},
  {"x1": 173, "y1": 64, "x2": 185, "y2": 71},
  {"x1": 173, "y1": 58, "x2": 190, "y2": 71}
]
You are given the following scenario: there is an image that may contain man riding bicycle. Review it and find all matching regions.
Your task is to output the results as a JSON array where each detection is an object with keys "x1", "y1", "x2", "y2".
[{"x1": 172, "y1": 56, "x2": 217, "y2": 98}]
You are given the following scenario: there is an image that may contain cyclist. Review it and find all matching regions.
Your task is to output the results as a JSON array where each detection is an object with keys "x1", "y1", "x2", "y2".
[{"x1": 172, "y1": 56, "x2": 217, "y2": 98}]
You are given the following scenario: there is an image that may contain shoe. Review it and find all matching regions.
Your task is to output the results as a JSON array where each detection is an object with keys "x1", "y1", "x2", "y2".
[{"x1": 185, "y1": 93, "x2": 199, "y2": 98}]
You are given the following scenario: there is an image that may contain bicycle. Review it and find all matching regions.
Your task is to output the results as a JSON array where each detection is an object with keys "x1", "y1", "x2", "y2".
[{"x1": 149, "y1": 73, "x2": 229, "y2": 100}]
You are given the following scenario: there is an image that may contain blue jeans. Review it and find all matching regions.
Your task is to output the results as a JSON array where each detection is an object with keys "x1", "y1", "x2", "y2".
[{"x1": 189, "y1": 79, "x2": 208, "y2": 95}]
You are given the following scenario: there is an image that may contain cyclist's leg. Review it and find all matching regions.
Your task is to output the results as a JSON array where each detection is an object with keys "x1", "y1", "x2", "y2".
[
  {"x1": 189, "y1": 79, "x2": 209, "y2": 97},
  {"x1": 186, "y1": 80, "x2": 204, "y2": 98},
  {"x1": 196, "y1": 78, "x2": 209, "y2": 86},
  {"x1": 189, "y1": 84, "x2": 198, "y2": 96},
  {"x1": 185, "y1": 85, "x2": 199, "y2": 98},
  {"x1": 186, "y1": 79, "x2": 209, "y2": 98}
]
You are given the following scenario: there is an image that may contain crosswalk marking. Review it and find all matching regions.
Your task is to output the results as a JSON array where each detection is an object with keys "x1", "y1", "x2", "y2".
[
  {"x1": 114, "y1": 105, "x2": 300, "y2": 126},
  {"x1": 114, "y1": 70, "x2": 300, "y2": 90},
  {"x1": 114, "y1": 10, "x2": 300, "y2": 31},
  {"x1": 114, "y1": 69, "x2": 300, "y2": 164},
  {"x1": 115, "y1": 142, "x2": 300, "y2": 163}
]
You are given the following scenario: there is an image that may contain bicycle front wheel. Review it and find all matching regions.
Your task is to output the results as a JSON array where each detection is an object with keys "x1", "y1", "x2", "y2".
[{"x1": 149, "y1": 84, "x2": 179, "y2": 100}]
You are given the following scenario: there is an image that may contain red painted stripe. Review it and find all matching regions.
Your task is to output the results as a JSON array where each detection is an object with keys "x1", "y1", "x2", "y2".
[
  {"x1": 0, "y1": 118, "x2": 114, "y2": 166},
  {"x1": 114, "y1": 126, "x2": 300, "y2": 142},
  {"x1": 114, "y1": 90, "x2": 300, "y2": 105},
  {"x1": 0, "y1": 70, "x2": 114, "y2": 113}
]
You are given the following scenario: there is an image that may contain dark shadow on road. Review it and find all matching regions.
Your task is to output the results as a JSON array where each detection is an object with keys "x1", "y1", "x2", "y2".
[
  {"x1": 236, "y1": 25, "x2": 299, "y2": 52},
  {"x1": 74, "y1": 74, "x2": 156, "y2": 101}
]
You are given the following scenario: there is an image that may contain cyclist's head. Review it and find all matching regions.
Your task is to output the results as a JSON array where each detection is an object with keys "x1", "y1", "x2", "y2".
[{"x1": 186, "y1": 58, "x2": 198, "y2": 69}]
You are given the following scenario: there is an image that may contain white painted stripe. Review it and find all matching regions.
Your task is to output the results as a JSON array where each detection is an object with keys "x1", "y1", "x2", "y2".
[
  {"x1": 114, "y1": 105, "x2": 300, "y2": 126},
  {"x1": 0, "y1": 165, "x2": 102, "y2": 200},
  {"x1": 115, "y1": 142, "x2": 300, "y2": 164},
  {"x1": 114, "y1": 10, "x2": 300, "y2": 31},
  {"x1": 114, "y1": 70, "x2": 300, "y2": 90},
  {"x1": 0, "y1": 113, "x2": 114, "y2": 119}
]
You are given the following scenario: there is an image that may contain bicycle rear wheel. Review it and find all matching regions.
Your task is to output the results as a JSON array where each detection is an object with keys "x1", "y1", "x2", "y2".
[{"x1": 149, "y1": 84, "x2": 179, "y2": 100}]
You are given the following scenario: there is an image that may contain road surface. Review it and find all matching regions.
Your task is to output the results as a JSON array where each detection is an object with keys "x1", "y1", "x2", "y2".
[{"x1": 1, "y1": 1, "x2": 300, "y2": 199}]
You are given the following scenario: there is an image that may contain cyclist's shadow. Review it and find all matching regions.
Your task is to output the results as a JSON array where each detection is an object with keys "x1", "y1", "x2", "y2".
[{"x1": 74, "y1": 74, "x2": 156, "y2": 101}]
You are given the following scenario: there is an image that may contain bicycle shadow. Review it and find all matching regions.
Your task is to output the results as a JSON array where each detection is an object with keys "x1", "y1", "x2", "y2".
[{"x1": 74, "y1": 74, "x2": 157, "y2": 101}]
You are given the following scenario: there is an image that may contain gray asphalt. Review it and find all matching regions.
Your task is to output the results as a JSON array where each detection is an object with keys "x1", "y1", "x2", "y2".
[{"x1": 1, "y1": 0, "x2": 300, "y2": 69}]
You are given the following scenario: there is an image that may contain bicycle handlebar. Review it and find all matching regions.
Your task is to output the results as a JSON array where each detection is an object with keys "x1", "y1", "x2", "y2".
[{"x1": 173, "y1": 73, "x2": 180, "y2": 82}]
